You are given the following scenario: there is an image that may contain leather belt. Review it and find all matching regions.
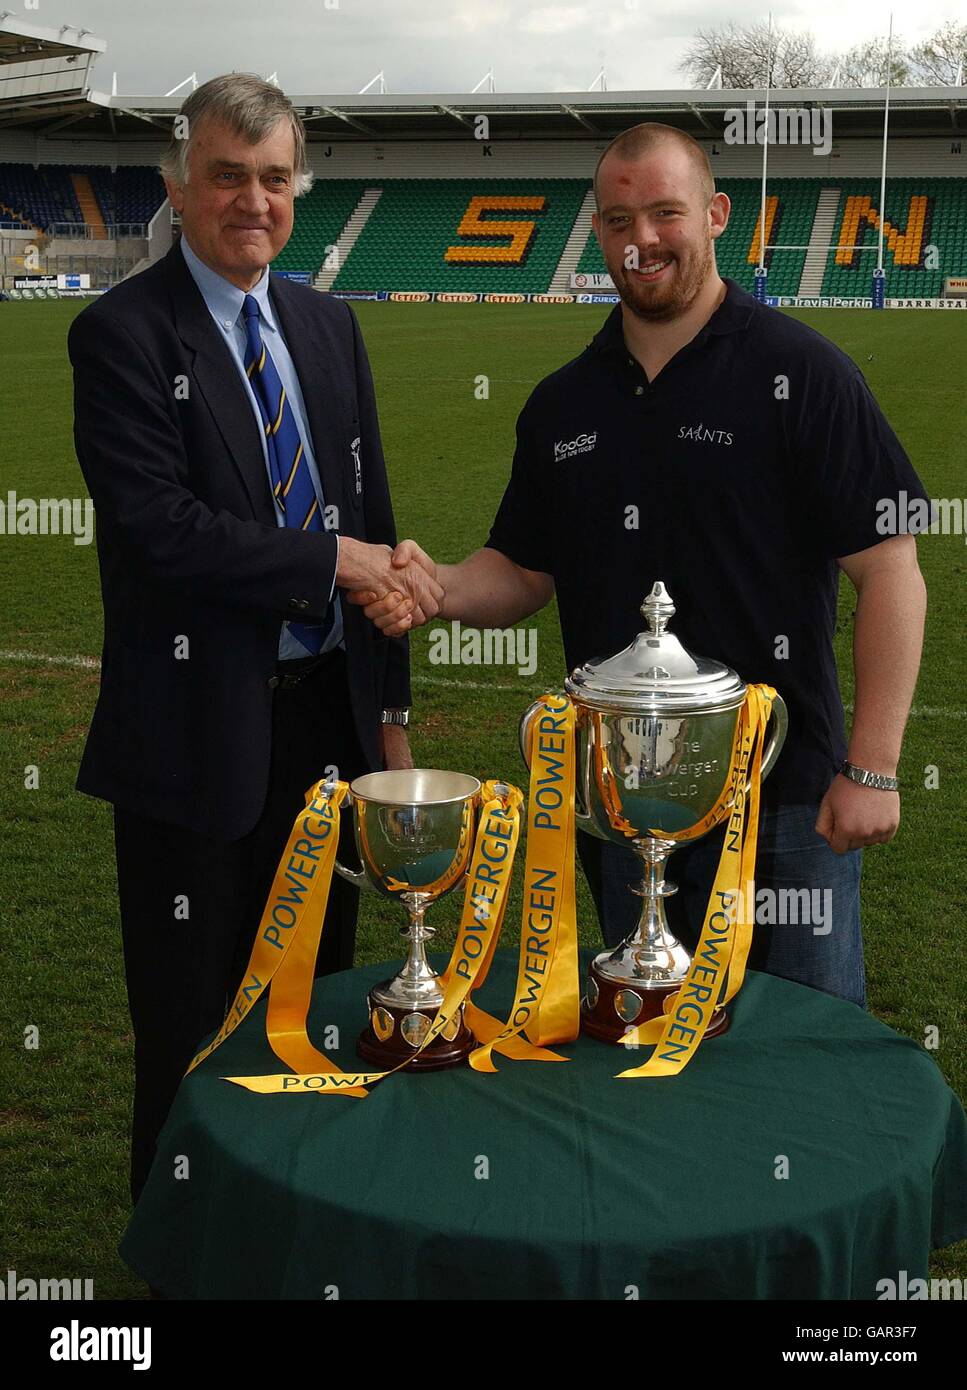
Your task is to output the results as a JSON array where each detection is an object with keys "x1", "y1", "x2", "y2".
[{"x1": 268, "y1": 646, "x2": 344, "y2": 691}]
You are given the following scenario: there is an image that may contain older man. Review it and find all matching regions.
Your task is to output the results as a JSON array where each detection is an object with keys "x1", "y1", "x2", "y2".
[
  {"x1": 69, "y1": 73, "x2": 441, "y2": 1203},
  {"x1": 355, "y1": 122, "x2": 929, "y2": 1009}
]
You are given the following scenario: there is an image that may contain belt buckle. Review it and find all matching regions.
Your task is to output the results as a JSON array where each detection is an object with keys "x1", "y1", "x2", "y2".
[{"x1": 277, "y1": 653, "x2": 327, "y2": 688}]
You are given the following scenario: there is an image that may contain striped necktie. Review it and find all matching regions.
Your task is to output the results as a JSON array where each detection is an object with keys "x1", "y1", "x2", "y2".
[{"x1": 241, "y1": 294, "x2": 332, "y2": 656}]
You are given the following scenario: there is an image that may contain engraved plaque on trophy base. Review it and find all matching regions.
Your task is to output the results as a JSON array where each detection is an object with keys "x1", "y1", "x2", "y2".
[
  {"x1": 580, "y1": 963, "x2": 730, "y2": 1046},
  {"x1": 357, "y1": 991, "x2": 476, "y2": 1071}
]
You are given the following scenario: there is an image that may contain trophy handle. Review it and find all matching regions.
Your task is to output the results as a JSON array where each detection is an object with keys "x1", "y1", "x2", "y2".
[
  {"x1": 454, "y1": 786, "x2": 483, "y2": 890},
  {"x1": 518, "y1": 695, "x2": 596, "y2": 831},
  {"x1": 313, "y1": 782, "x2": 373, "y2": 891},
  {"x1": 758, "y1": 691, "x2": 788, "y2": 785},
  {"x1": 517, "y1": 698, "x2": 545, "y2": 769},
  {"x1": 334, "y1": 860, "x2": 371, "y2": 889}
]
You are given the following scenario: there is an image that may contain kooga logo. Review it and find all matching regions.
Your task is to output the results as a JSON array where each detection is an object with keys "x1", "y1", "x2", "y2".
[{"x1": 554, "y1": 431, "x2": 598, "y2": 460}]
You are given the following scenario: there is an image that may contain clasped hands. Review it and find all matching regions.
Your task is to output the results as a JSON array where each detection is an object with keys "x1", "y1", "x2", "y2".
[{"x1": 337, "y1": 537, "x2": 440, "y2": 637}]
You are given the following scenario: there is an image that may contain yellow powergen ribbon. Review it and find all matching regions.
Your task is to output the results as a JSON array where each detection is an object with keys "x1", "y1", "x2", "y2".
[
  {"x1": 223, "y1": 780, "x2": 524, "y2": 1094},
  {"x1": 615, "y1": 685, "x2": 775, "y2": 1079},
  {"x1": 184, "y1": 777, "x2": 365, "y2": 1094},
  {"x1": 468, "y1": 693, "x2": 580, "y2": 1071}
]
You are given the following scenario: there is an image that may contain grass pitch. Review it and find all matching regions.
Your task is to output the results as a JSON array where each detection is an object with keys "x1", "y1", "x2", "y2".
[{"x1": 1, "y1": 299, "x2": 964, "y2": 1296}]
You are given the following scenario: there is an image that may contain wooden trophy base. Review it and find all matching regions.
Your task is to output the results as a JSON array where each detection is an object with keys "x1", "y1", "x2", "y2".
[
  {"x1": 357, "y1": 992, "x2": 475, "y2": 1072},
  {"x1": 580, "y1": 963, "x2": 730, "y2": 1046}
]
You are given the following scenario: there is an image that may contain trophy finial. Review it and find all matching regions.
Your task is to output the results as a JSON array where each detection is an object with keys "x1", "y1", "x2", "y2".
[{"x1": 641, "y1": 581, "x2": 675, "y2": 637}]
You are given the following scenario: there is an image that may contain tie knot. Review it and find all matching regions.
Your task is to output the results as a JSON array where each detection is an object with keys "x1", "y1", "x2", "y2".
[{"x1": 242, "y1": 294, "x2": 260, "y2": 323}]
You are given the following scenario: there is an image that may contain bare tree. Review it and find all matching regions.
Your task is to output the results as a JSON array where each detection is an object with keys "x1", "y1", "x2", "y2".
[
  {"x1": 781, "y1": 29, "x2": 835, "y2": 88},
  {"x1": 838, "y1": 37, "x2": 911, "y2": 88},
  {"x1": 678, "y1": 22, "x2": 835, "y2": 90},
  {"x1": 677, "y1": 20, "x2": 963, "y2": 90},
  {"x1": 909, "y1": 21, "x2": 967, "y2": 85}
]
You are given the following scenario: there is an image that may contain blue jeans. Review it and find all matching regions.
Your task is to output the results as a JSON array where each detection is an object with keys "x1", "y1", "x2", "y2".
[{"x1": 578, "y1": 804, "x2": 866, "y2": 1009}]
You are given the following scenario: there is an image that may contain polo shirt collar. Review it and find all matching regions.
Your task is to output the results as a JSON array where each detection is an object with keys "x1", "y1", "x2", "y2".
[
  {"x1": 180, "y1": 234, "x2": 276, "y2": 333},
  {"x1": 590, "y1": 276, "x2": 755, "y2": 357}
]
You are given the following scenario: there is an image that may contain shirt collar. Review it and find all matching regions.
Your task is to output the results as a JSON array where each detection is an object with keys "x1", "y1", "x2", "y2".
[
  {"x1": 179, "y1": 234, "x2": 276, "y2": 333},
  {"x1": 590, "y1": 276, "x2": 755, "y2": 357}
]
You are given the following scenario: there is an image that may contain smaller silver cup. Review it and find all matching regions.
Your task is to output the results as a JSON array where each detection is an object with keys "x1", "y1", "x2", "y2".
[{"x1": 334, "y1": 769, "x2": 481, "y2": 1014}]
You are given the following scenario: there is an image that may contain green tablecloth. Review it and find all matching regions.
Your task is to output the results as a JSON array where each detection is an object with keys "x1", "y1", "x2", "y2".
[{"x1": 121, "y1": 951, "x2": 967, "y2": 1300}]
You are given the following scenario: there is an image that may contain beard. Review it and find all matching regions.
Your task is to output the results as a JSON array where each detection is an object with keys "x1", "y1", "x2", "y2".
[{"x1": 608, "y1": 236, "x2": 715, "y2": 323}]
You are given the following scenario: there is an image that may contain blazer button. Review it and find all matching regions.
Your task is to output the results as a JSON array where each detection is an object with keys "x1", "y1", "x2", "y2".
[{"x1": 267, "y1": 675, "x2": 281, "y2": 689}]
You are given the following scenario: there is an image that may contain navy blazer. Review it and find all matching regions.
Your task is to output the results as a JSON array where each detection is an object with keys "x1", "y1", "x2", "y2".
[{"x1": 69, "y1": 240, "x2": 410, "y2": 841}]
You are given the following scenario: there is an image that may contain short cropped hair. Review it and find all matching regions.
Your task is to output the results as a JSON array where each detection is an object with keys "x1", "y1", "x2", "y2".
[
  {"x1": 159, "y1": 72, "x2": 313, "y2": 196},
  {"x1": 593, "y1": 122, "x2": 714, "y2": 209}
]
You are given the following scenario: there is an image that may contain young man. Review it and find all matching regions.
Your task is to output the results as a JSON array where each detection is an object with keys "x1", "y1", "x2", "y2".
[{"x1": 353, "y1": 122, "x2": 929, "y2": 1009}]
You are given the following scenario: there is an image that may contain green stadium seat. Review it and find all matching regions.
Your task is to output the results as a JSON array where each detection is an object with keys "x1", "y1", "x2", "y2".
[
  {"x1": 271, "y1": 180, "x2": 369, "y2": 274},
  {"x1": 330, "y1": 179, "x2": 588, "y2": 293},
  {"x1": 820, "y1": 178, "x2": 958, "y2": 298}
]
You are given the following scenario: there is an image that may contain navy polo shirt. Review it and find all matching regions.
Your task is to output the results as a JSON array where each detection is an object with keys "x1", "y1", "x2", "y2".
[{"x1": 487, "y1": 278, "x2": 930, "y2": 806}]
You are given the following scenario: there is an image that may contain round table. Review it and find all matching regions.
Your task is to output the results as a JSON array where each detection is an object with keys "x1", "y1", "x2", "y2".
[{"x1": 121, "y1": 951, "x2": 967, "y2": 1300}]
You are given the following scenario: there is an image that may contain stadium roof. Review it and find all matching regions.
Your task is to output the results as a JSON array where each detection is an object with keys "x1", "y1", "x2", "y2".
[
  {"x1": 0, "y1": 17, "x2": 965, "y2": 142},
  {"x1": 0, "y1": 14, "x2": 105, "y2": 134},
  {"x1": 0, "y1": 14, "x2": 105, "y2": 64}
]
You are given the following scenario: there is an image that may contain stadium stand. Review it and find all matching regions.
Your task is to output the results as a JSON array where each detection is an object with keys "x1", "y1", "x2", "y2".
[
  {"x1": 0, "y1": 163, "x2": 165, "y2": 233},
  {"x1": 330, "y1": 179, "x2": 589, "y2": 292},
  {"x1": 820, "y1": 178, "x2": 961, "y2": 298},
  {"x1": 575, "y1": 177, "x2": 967, "y2": 298},
  {"x1": 85, "y1": 166, "x2": 166, "y2": 229},
  {"x1": 1, "y1": 16, "x2": 964, "y2": 300},
  {"x1": 271, "y1": 178, "x2": 368, "y2": 273},
  {"x1": 71, "y1": 173, "x2": 107, "y2": 238},
  {"x1": 0, "y1": 163, "x2": 85, "y2": 232},
  {"x1": 3, "y1": 162, "x2": 964, "y2": 299}
]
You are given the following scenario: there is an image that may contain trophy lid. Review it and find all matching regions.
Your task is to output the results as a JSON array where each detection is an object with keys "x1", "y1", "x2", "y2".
[{"x1": 565, "y1": 581, "x2": 747, "y2": 715}]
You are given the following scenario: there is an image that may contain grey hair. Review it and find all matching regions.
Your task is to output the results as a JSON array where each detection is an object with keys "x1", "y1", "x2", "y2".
[{"x1": 159, "y1": 72, "x2": 314, "y2": 196}]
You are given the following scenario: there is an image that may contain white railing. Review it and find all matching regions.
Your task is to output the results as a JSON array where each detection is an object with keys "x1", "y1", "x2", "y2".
[{"x1": 47, "y1": 222, "x2": 148, "y2": 240}]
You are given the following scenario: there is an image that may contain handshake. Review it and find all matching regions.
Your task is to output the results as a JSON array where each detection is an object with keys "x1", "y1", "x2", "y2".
[{"x1": 336, "y1": 536, "x2": 443, "y2": 638}]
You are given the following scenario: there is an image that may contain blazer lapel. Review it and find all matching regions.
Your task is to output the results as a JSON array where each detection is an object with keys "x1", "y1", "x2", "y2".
[{"x1": 165, "y1": 244, "x2": 274, "y2": 523}]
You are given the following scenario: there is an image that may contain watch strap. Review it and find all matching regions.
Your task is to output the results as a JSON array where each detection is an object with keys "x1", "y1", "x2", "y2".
[{"x1": 841, "y1": 760, "x2": 899, "y2": 792}]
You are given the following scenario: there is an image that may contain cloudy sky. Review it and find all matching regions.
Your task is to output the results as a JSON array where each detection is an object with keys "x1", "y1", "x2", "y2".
[{"x1": 32, "y1": 0, "x2": 966, "y2": 95}]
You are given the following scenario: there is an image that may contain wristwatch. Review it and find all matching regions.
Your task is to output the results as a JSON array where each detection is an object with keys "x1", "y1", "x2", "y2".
[
  {"x1": 381, "y1": 709, "x2": 410, "y2": 727},
  {"x1": 840, "y1": 760, "x2": 899, "y2": 792}
]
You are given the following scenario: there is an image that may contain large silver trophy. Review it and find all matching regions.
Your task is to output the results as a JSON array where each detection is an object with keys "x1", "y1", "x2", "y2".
[
  {"x1": 332, "y1": 769, "x2": 481, "y2": 1070},
  {"x1": 520, "y1": 582, "x2": 787, "y2": 1044}
]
